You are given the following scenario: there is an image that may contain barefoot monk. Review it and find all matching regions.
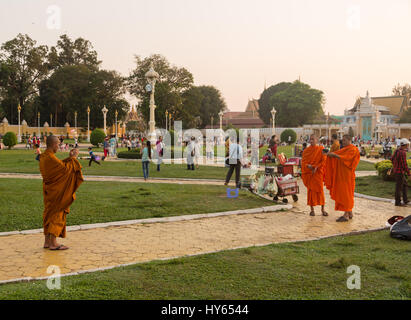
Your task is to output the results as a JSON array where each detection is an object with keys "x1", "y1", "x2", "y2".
[
  {"x1": 301, "y1": 134, "x2": 328, "y2": 216},
  {"x1": 39, "y1": 135, "x2": 84, "y2": 250},
  {"x1": 325, "y1": 135, "x2": 360, "y2": 222}
]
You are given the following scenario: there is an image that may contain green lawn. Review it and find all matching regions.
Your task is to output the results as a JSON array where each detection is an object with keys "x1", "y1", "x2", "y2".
[
  {"x1": 355, "y1": 176, "x2": 399, "y2": 199},
  {"x1": 0, "y1": 150, "x2": 229, "y2": 179},
  {"x1": 0, "y1": 178, "x2": 272, "y2": 232},
  {"x1": 0, "y1": 230, "x2": 409, "y2": 300},
  {"x1": 356, "y1": 161, "x2": 376, "y2": 171}
]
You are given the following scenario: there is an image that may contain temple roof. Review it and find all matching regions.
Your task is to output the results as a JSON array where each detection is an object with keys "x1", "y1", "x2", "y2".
[
  {"x1": 349, "y1": 95, "x2": 408, "y2": 116},
  {"x1": 245, "y1": 99, "x2": 259, "y2": 113}
]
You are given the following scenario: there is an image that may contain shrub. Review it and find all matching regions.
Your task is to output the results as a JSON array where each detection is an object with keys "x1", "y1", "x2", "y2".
[
  {"x1": 117, "y1": 149, "x2": 141, "y2": 159},
  {"x1": 3, "y1": 132, "x2": 17, "y2": 149},
  {"x1": 90, "y1": 129, "x2": 106, "y2": 147},
  {"x1": 280, "y1": 129, "x2": 297, "y2": 144}
]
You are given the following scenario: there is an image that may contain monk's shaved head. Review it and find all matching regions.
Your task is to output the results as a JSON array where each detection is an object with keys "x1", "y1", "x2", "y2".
[
  {"x1": 342, "y1": 135, "x2": 352, "y2": 147},
  {"x1": 309, "y1": 134, "x2": 318, "y2": 146},
  {"x1": 46, "y1": 135, "x2": 60, "y2": 153},
  {"x1": 46, "y1": 135, "x2": 59, "y2": 147}
]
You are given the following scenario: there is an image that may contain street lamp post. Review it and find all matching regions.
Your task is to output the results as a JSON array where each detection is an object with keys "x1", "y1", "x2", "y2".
[
  {"x1": 165, "y1": 110, "x2": 168, "y2": 131},
  {"x1": 87, "y1": 106, "x2": 90, "y2": 142},
  {"x1": 37, "y1": 112, "x2": 40, "y2": 137},
  {"x1": 115, "y1": 110, "x2": 118, "y2": 139},
  {"x1": 102, "y1": 106, "x2": 108, "y2": 135},
  {"x1": 270, "y1": 107, "x2": 276, "y2": 135},
  {"x1": 218, "y1": 110, "x2": 224, "y2": 144},
  {"x1": 145, "y1": 63, "x2": 159, "y2": 144},
  {"x1": 17, "y1": 104, "x2": 21, "y2": 143},
  {"x1": 169, "y1": 113, "x2": 172, "y2": 131},
  {"x1": 74, "y1": 111, "x2": 78, "y2": 137},
  {"x1": 50, "y1": 113, "x2": 53, "y2": 127},
  {"x1": 211, "y1": 116, "x2": 213, "y2": 129}
]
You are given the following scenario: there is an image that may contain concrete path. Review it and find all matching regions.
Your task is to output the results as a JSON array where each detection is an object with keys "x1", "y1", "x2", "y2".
[{"x1": 0, "y1": 171, "x2": 406, "y2": 284}]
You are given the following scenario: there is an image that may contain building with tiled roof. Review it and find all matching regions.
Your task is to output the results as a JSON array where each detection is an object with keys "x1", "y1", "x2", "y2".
[{"x1": 221, "y1": 99, "x2": 265, "y2": 128}]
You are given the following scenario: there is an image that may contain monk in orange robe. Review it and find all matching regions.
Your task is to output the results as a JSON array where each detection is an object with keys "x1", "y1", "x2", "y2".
[
  {"x1": 39, "y1": 136, "x2": 84, "y2": 250},
  {"x1": 325, "y1": 134, "x2": 360, "y2": 222},
  {"x1": 330, "y1": 134, "x2": 340, "y2": 152},
  {"x1": 302, "y1": 134, "x2": 328, "y2": 216}
]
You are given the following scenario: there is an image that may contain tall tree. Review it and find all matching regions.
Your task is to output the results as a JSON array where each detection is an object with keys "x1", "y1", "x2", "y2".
[
  {"x1": 0, "y1": 34, "x2": 49, "y2": 124},
  {"x1": 398, "y1": 107, "x2": 411, "y2": 124},
  {"x1": 258, "y1": 82, "x2": 292, "y2": 125},
  {"x1": 269, "y1": 81, "x2": 324, "y2": 127},
  {"x1": 128, "y1": 54, "x2": 194, "y2": 127},
  {"x1": 48, "y1": 34, "x2": 101, "y2": 70},
  {"x1": 392, "y1": 83, "x2": 411, "y2": 97}
]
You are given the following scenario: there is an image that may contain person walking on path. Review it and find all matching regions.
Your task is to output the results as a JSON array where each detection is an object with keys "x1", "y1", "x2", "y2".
[
  {"x1": 141, "y1": 140, "x2": 152, "y2": 180},
  {"x1": 391, "y1": 138, "x2": 410, "y2": 207},
  {"x1": 301, "y1": 135, "x2": 328, "y2": 216},
  {"x1": 156, "y1": 136, "x2": 165, "y2": 171},
  {"x1": 224, "y1": 135, "x2": 243, "y2": 188},
  {"x1": 88, "y1": 147, "x2": 101, "y2": 167},
  {"x1": 103, "y1": 137, "x2": 109, "y2": 159},
  {"x1": 186, "y1": 136, "x2": 196, "y2": 170},
  {"x1": 39, "y1": 136, "x2": 83, "y2": 250},
  {"x1": 324, "y1": 135, "x2": 360, "y2": 222}
]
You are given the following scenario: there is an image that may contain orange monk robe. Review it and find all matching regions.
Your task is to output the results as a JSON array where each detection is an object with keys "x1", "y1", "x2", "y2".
[
  {"x1": 330, "y1": 140, "x2": 340, "y2": 152},
  {"x1": 324, "y1": 144, "x2": 360, "y2": 212},
  {"x1": 301, "y1": 145, "x2": 326, "y2": 206},
  {"x1": 39, "y1": 149, "x2": 84, "y2": 238}
]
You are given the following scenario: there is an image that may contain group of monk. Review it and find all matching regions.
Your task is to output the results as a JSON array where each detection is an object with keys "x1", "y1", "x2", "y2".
[{"x1": 301, "y1": 134, "x2": 360, "y2": 222}]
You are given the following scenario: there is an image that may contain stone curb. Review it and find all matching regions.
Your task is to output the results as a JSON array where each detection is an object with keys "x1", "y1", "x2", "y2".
[
  {"x1": 354, "y1": 192, "x2": 394, "y2": 203},
  {"x1": 0, "y1": 204, "x2": 291, "y2": 237},
  {"x1": 0, "y1": 226, "x2": 389, "y2": 286}
]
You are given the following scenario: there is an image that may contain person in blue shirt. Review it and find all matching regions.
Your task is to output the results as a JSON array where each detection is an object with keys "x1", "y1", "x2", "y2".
[{"x1": 88, "y1": 147, "x2": 101, "y2": 166}]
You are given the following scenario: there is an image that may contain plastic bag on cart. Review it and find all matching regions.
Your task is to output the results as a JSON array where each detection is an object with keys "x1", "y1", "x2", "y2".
[
  {"x1": 257, "y1": 174, "x2": 277, "y2": 195},
  {"x1": 390, "y1": 215, "x2": 411, "y2": 240}
]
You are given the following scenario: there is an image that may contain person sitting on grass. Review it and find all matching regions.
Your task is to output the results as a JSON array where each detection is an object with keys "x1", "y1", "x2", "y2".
[
  {"x1": 262, "y1": 149, "x2": 272, "y2": 164},
  {"x1": 88, "y1": 147, "x2": 101, "y2": 167}
]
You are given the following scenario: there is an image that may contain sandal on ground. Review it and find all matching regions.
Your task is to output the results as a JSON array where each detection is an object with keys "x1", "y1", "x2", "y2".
[
  {"x1": 322, "y1": 211, "x2": 329, "y2": 216},
  {"x1": 349, "y1": 212, "x2": 353, "y2": 219},
  {"x1": 336, "y1": 216, "x2": 349, "y2": 222},
  {"x1": 309, "y1": 211, "x2": 315, "y2": 216},
  {"x1": 49, "y1": 244, "x2": 69, "y2": 250}
]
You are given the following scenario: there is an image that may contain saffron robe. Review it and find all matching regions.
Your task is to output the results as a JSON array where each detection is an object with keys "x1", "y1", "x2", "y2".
[
  {"x1": 324, "y1": 144, "x2": 360, "y2": 212},
  {"x1": 39, "y1": 149, "x2": 84, "y2": 238},
  {"x1": 330, "y1": 140, "x2": 340, "y2": 152},
  {"x1": 302, "y1": 145, "x2": 326, "y2": 206}
]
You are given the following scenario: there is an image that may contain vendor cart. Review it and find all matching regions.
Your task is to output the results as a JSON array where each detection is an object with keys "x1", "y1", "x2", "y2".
[{"x1": 273, "y1": 176, "x2": 299, "y2": 203}]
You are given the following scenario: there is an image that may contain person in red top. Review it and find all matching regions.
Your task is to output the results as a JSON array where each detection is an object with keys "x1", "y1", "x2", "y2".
[{"x1": 391, "y1": 138, "x2": 410, "y2": 207}]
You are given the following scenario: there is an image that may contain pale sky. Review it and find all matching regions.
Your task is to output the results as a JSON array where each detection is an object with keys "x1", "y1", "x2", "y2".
[{"x1": 0, "y1": 0, "x2": 410, "y2": 115}]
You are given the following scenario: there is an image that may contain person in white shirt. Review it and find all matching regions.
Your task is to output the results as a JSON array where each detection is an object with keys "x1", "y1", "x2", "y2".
[
  {"x1": 186, "y1": 136, "x2": 196, "y2": 170},
  {"x1": 224, "y1": 135, "x2": 243, "y2": 188}
]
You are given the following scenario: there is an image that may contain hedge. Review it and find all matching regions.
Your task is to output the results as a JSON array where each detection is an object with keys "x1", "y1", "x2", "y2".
[{"x1": 3, "y1": 132, "x2": 17, "y2": 149}]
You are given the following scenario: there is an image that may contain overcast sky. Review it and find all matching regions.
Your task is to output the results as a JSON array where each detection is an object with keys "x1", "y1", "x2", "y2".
[{"x1": 1, "y1": 0, "x2": 410, "y2": 115}]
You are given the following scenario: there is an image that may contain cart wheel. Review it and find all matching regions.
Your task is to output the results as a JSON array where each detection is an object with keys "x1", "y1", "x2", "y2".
[
  {"x1": 292, "y1": 195, "x2": 298, "y2": 202},
  {"x1": 273, "y1": 195, "x2": 279, "y2": 201},
  {"x1": 282, "y1": 198, "x2": 288, "y2": 204}
]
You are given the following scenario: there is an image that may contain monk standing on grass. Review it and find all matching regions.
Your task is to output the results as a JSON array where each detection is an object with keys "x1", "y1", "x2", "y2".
[
  {"x1": 39, "y1": 136, "x2": 84, "y2": 250},
  {"x1": 301, "y1": 134, "x2": 328, "y2": 216},
  {"x1": 325, "y1": 134, "x2": 360, "y2": 222}
]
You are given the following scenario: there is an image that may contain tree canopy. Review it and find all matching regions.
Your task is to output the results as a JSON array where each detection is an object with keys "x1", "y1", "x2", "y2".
[{"x1": 258, "y1": 81, "x2": 324, "y2": 127}]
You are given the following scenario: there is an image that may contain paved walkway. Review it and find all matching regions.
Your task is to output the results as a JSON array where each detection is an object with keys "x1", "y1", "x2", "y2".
[{"x1": 0, "y1": 171, "x2": 406, "y2": 284}]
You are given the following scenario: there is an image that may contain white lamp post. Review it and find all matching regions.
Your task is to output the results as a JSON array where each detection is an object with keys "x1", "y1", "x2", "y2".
[
  {"x1": 74, "y1": 111, "x2": 78, "y2": 137},
  {"x1": 145, "y1": 63, "x2": 159, "y2": 144},
  {"x1": 218, "y1": 110, "x2": 224, "y2": 144},
  {"x1": 87, "y1": 106, "x2": 90, "y2": 142},
  {"x1": 102, "y1": 106, "x2": 108, "y2": 135},
  {"x1": 270, "y1": 107, "x2": 276, "y2": 135},
  {"x1": 165, "y1": 110, "x2": 168, "y2": 131},
  {"x1": 115, "y1": 110, "x2": 118, "y2": 139},
  {"x1": 37, "y1": 112, "x2": 40, "y2": 137},
  {"x1": 17, "y1": 104, "x2": 21, "y2": 143}
]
